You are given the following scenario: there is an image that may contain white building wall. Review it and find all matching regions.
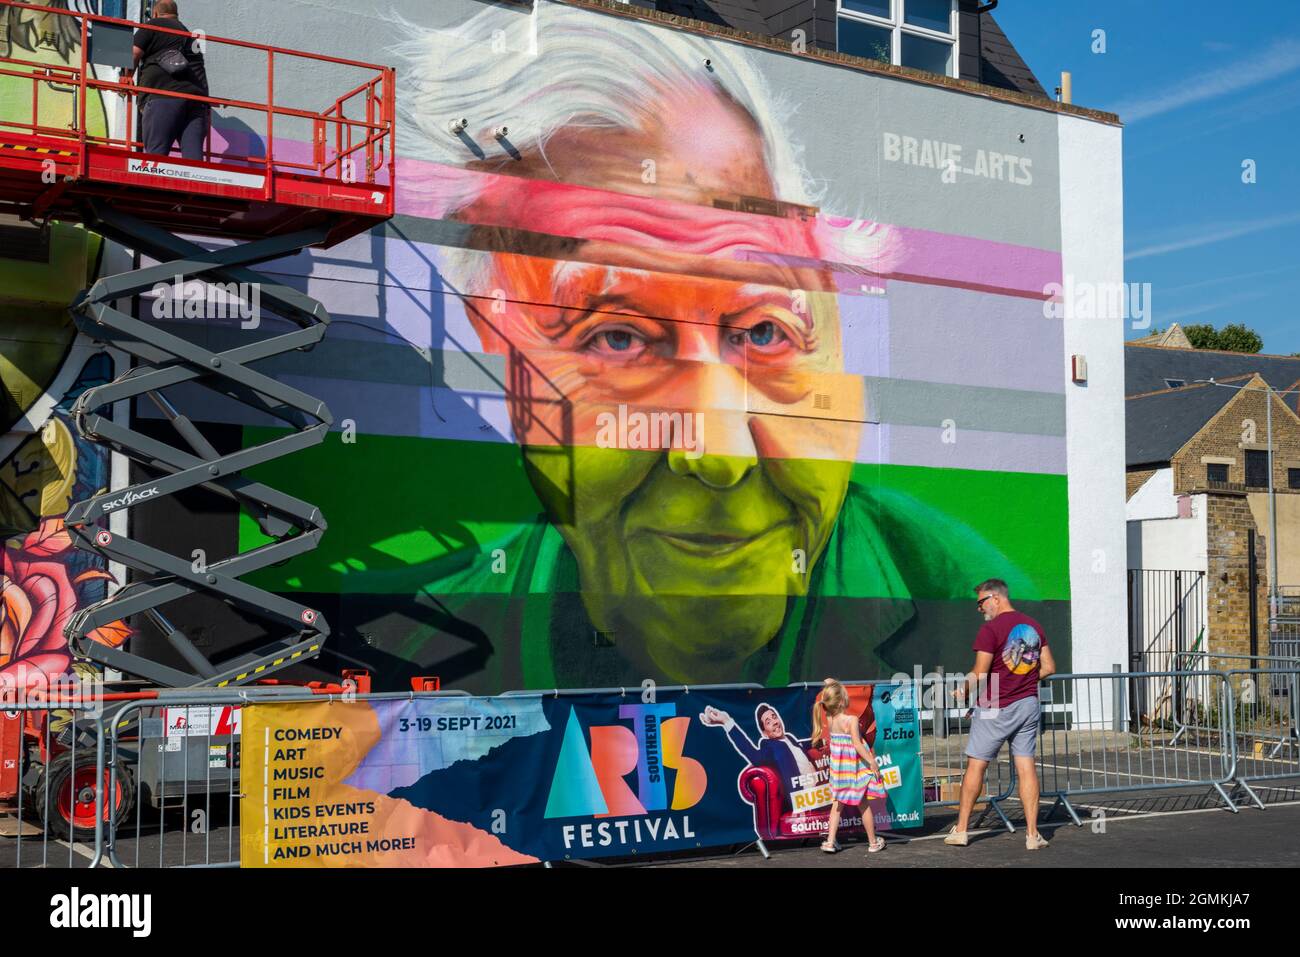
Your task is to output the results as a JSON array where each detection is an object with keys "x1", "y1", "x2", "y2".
[
  {"x1": 1127, "y1": 516, "x2": 1209, "y2": 572},
  {"x1": 1058, "y1": 114, "x2": 1127, "y2": 692},
  {"x1": 1127, "y1": 483, "x2": 1210, "y2": 677},
  {"x1": 1126, "y1": 468, "x2": 1178, "y2": 520},
  {"x1": 1126, "y1": 470, "x2": 1210, "y2": 570},
  {"x1": 1127, "y1": 489, "x2": 1209, "y2": 574}
]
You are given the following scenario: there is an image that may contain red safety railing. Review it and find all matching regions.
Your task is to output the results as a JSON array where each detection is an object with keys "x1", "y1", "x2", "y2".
[{"x1": 0, "y1": 0, "x2": 395, "y2": 204}]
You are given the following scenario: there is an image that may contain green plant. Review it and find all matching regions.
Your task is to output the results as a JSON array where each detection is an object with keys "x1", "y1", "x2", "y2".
[{"x1": 1184, "y1": 322, "x2": 1263, "y2": 353}]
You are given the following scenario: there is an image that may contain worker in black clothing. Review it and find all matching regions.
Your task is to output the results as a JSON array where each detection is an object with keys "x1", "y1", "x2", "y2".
[{"x1": 127, "y1": 0, "x2": 210, "y2": 160}]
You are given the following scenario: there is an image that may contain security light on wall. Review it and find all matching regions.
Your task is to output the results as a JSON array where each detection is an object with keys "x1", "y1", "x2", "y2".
[{"x1": 1071, "y1": 354, "x2": 1088, "y2": 383}]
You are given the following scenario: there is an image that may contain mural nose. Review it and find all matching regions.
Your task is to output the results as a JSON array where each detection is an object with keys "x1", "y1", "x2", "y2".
[
  {"x1": 666, "y1": 446, "x2": 756, "y2": 488},
  {"x1": 664, "y1": 360, "x2": 759, "y2": 489}
]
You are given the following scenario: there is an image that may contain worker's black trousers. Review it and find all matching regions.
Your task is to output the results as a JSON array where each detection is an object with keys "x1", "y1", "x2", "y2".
[{"x1": 142, "y1": 97, "x2": 209, "y2": 161}]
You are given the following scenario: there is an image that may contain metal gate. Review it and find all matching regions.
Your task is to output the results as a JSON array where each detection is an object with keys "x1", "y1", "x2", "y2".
[{"x1": 1127, "y1": 569, "x2": 1206, "y2": 725}]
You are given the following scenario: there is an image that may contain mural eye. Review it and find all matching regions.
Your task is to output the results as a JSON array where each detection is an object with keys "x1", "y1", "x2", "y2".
[
  {"x1": 733, "y1": 320, "x2": 790, "y2": 351},
  {"x1": 604, "y1": 330, "x2": 634, "y2": 351},
  {"x1": 749, "y1": 321, "x2": 778, "y2": 347},
  {"x1": 582, "y1": 326, "x2": 649, "y2": 358}
]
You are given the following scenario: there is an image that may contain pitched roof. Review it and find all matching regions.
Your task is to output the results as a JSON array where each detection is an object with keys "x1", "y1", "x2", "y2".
[
  {"x1": 1130, "y1": 322, "x2": 1192, "y2": 349},
  {"x1": 1125, "y1": 341, "x2": 1300, "y2": 402},
  {"x1": 653, "y1": 0, "x2": 770, "y2": 35},
  {"x1": 978, "y1": 11, "x2": 1047, "y2": 98},
  {"x1": 626, "y1": 2, "x2": 1055, "y2": 104},
  {"x1": 1125, "y1": 379, "x2": 1241, "y2": 467}
]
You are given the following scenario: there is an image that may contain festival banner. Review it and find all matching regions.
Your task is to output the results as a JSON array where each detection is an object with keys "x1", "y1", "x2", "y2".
[
  {"x1": 240, "y1": 684, "x2": 922, "y2": 867},
  {"x1": 753, "y1": 682, "x2": 925, "y2": 842}
]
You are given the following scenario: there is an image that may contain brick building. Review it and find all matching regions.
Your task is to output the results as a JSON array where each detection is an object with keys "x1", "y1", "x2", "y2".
[{"x1": 1126, "y1": 333, "x2": 1300, "y2": 664}]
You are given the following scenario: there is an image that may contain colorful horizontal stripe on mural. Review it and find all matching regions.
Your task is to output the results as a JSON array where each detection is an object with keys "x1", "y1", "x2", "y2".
[
  {"x1": 140, "y1": 329, "x2": 1064, "y2": 438},
  {"x1": 235, "y1": 429, "x2": 1069, "y2": 601}
]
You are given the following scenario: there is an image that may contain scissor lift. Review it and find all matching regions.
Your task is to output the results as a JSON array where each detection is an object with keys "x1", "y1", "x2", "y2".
[{"x1": 0, "y1": 0, "x2": 396, "y2": 689}]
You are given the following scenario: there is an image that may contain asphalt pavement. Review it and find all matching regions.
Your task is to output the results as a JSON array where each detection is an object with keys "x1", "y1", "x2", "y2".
[{"x1": 4, "y1": 785, "x2": 1298, "y2": 869}]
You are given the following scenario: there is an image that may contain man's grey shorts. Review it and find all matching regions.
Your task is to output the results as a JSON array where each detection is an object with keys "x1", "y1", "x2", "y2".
[{"x1": 966, "y1": 695, "x2": 1041, "y2": 761}]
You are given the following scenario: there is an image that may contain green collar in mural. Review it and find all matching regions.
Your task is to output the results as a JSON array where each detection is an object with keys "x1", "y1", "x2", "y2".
[
  {"x1": 402, "y1": 480, "x2": 1031, "y2": 692},
  {"x1": 515, "y1": 486, "x2": 915, "y2": 689}
]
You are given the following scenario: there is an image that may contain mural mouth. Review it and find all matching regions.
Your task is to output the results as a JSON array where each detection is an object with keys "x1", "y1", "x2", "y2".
[{"x1": 647, "y1": 522, "x2": 793, "y2": 558}]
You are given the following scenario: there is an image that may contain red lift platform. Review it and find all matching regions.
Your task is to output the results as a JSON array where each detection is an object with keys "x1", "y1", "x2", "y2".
[
  {"x1": 0, "y1": 0, "x2": 394, "y2": 242},
  {"x1": 0, "y1": 0, "x2": 398, "y2": 690},
  {"x1": 0, "y1": 1, "x2": 405, "y2": 840}
]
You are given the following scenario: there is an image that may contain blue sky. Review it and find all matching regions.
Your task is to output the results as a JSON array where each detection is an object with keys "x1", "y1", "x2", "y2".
[{"x1": 996, "y1": 1, "x2": 1300, "y2": 355}]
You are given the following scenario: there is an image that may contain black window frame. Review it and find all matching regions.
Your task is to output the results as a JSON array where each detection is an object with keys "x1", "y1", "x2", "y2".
[
  {"x1": 1245, "y1": 449, "x2": 1271, "y2": 489},
  {"x1": 1206, "y1": 463, "x2": 1229, "y2": 484}
]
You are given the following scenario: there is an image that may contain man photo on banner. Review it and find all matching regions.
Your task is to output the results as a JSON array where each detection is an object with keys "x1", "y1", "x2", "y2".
[{"x1": 700, "y1": 702, "x2": 817, "y2": 810}]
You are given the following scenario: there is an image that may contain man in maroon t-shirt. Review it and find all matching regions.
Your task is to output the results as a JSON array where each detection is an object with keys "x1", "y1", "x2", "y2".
[{"x1": 944, "y1": 578, "x2": 1056, "y2": 850}]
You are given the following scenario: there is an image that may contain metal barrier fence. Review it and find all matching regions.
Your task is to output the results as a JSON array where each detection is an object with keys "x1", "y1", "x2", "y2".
[
  {"x1": 915, "y1": 688, "x2": 1018, "y2": 830},
  {"x1": 1036, "y1": 671, "x2": 1239, "y2": 825},
  {"x1": 0, "y1": 698, "x2": 106, "y2": 869},
  {"x1": 1127, "y1": 649, "x2": 1293, "y2": 721},
  {"x1": 1225, "y1": 666, "x2": 1300, "y2": 809},
  {"x1": 5, "y1": 665, "x2": 1300, "y2": 867},
  {"x1": 106, "y1": 693, "x2": 259, "y2": 869},
  {"x1": 1125, "y1": 649, "x2": 1297, "y2": 752},
  {"x1": 1268, "y1": 616, "x2": 1300, "y2": 660},
  {"x1": 1129, "y1": 658, "x2": 1196, "y2": 730},
  {"x1": 104, "y1": 687, "x2": 473, "y2": 868},
  {"x1": 1161, "y1": 653, "x2": 1296, "y2": 748}
]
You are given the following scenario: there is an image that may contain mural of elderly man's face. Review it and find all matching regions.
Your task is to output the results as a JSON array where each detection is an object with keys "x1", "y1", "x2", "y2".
[{"x1": 458, "y1": 83, "x2": 863, "y2": 681}]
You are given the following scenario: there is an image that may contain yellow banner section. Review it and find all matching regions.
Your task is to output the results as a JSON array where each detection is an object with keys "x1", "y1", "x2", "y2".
[{"x1": 239, "y1": 699, "x2": 534, "y2": 868}]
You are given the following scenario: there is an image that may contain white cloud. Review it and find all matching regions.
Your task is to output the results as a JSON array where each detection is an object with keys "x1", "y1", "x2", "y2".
[
  {"x1": 1126, "y1": 210, "x2": 1300, "y2": 261},
  {"x1": 1124, "y1": 76, "x2": 1300, "y2": 160},
  {"x1": 1163, "y1": 263, "x2": 1300, "y2": 295},
  {"x1": 1156, "y1": 291, "x2": 1268, "y2": 323},
  {"x1": 1112, "y1": 39, "x2": 1300, "y2": 123}
]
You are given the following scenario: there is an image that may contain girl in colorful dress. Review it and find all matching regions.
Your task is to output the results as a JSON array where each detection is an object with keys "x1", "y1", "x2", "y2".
[{"x1": 813, "y1": 678, "x2": 886, "y2": 854}]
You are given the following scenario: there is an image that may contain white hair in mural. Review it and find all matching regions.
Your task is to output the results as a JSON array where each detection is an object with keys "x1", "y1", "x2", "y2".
[
  {"x1": 392, "y1": 2, "x2": 896, "y2": 290},
  {"x1": 396, "y1": 3, "x2": 818, "y2": 204}
]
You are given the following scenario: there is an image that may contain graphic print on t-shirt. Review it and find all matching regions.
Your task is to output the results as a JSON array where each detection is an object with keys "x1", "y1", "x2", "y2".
[{"x1": 1001, "y1": 622, "x2": 1041, "y2": 675}]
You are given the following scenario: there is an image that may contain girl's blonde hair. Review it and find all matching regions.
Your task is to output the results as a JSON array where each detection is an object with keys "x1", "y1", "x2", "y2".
[{"x1": 812, "y1": 678, "x2": 849, "y2": 747}]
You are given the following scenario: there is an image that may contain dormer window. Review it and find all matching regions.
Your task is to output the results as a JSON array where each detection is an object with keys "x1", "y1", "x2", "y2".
[{"x1": 838, "y1": 0, "x2": 959, "y2": 78}]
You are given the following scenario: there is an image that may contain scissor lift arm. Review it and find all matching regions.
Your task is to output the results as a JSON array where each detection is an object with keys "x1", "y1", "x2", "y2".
[
  {"x1": 63, "y1": 200, "x2": 335, "y2": 688},
  {"x1": 0, "y1": 0, "x2": 396, "y2": 689}
]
